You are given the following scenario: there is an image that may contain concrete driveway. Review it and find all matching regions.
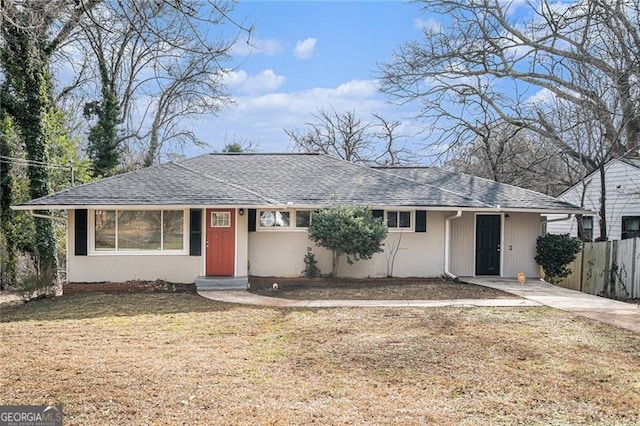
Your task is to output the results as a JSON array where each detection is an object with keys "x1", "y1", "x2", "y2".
[{"x1": 460, "y1": 277, "x2": 640, "y2": 334}]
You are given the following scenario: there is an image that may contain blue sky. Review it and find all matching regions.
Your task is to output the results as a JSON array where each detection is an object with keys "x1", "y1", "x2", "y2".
[{"x1": 193, "y1": 1, "x2": 428, "y2": 156}]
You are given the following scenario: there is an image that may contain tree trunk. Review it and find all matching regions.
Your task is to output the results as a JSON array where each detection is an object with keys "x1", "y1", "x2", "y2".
[
  {"x1": 597, "y1": 163, "x2": 608, "y2": 241},
  {"x1": 332, "y1": 251, "x2": 340, "y2": 277},
  {"x1": 2, "y1": 24, "x2": 58, "y2": 275},
  {"x1": 0, "y1": 114, "x2": 16, "y2": 288}
]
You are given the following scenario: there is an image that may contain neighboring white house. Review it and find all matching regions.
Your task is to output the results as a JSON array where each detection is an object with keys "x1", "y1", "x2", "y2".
[
  {"x1": 13, "y1": 153, "x2": 586, "y2": 287},
  {"x1": 547, "y1": 157, "x2": 640, "y2": 241}
]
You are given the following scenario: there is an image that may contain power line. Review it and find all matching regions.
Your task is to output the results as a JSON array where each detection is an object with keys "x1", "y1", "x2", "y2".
[{"x1": 0, "y1": 156, "x2": 75, "y2": 185}]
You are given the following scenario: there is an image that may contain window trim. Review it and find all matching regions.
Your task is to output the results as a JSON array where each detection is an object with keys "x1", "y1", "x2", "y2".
[
  {"x1": 622, "y1": 216, "x2": 640, "y2": 240},
  {"x1": 89, "y1": 208, "x2": 188, "y2": 255},
  {"x1": 580, "y1": 215, "x2": 594, "y2": 242},
  {"x1": 256, "y1": 209, "x2": 313, "y2": 231},
  {"x1": 385, "y1": 210, "x2": 414, "y2": 232},
  {"x1": 210, "y1": 211, "x2": 231, "y2": 228}
]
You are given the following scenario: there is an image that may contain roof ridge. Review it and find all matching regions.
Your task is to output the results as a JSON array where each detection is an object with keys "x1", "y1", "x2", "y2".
[
  {"x1": 381, "y1": 165, "x2": 573, "y2": 203},
  {"x1": 204, "y1": 152, "x2": 320, "y2": 156},
  {"x1": 173, "y1": 162, "x2": 281, "y2": 205},
  {"x1": 373, "y1": 166, "x2": 495, "y2": 208},
  {"x1": 432, "y1": 167, "x2": 570, "y2": 201}
]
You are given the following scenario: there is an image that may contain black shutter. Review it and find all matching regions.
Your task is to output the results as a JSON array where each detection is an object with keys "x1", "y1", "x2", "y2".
[
  {"x1": 248, "y1": 209, "x2": 257, "y2": 232},
  {"x1": 415, "y1": 210, "x2": 427, "y2": 233},
  {"x1": 372, "y1": 209, "x2": 384, "y2": 220},
  {"x1": 74, "y1": 209, "x2": 88, "y2": 256},
  {"x1": 189, "y1": 209, "x2": 202, "y2": 256}
]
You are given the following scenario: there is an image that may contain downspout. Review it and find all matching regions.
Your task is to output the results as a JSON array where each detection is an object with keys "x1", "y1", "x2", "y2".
[
  {"x1": 29, "y1": 211, "x2": 68, "y2": 223},
  {"x1": 444, "y1": 210, "x2": 463, "y2": 279}
]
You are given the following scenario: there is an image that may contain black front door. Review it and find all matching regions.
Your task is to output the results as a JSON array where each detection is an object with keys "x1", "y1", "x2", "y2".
[{"x1": 475, "y1": 215, "x2": 501, "y2": 276}]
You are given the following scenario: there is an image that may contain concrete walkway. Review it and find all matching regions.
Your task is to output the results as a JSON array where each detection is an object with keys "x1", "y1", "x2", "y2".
[
  {"x1": 196, "y1": 290, "x2": 539, "y2": 308},
  {"x1": 197, "y1": 278, "x2": 640, "y2": 333},
  {"x1": 460, "y1": 277, "x2": 640, "y2": 333}
]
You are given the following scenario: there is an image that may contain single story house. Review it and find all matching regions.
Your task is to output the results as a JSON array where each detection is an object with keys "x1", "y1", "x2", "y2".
[
  {"x1": 547, "y1": 157, "x2": 640, "y2": 241},
  {"x1": 13, "y1": 153, "x2": 586, "y2": 286}
]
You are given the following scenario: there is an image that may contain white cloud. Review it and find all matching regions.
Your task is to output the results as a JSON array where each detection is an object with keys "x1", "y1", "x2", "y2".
[
  {"x1": 525, "y1": 87, "x2": 556, "y2": 106},
  {"x1": 231, "y1": 37, "x2": 283, "y2": 57},
  {"x1": 221, "y1": 69, "x2": 286, "y2": 95},
  {"x1": 192, "y1": 78, "x2": 409, "y2": 153},
  {"x1": 414, "y1": 17, "x2": 442, "y2": 33},
  {"x1": 244, "y1": 69, "x2": 286, "y2": 94},
  {"x1": 292, "y1": 38, "x2": 317, "y2": 59}
]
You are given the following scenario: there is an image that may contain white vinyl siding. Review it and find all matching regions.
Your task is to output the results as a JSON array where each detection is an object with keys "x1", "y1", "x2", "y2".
[{"x1": 547, "y1": 159, "x2": 640, "y2": 240}]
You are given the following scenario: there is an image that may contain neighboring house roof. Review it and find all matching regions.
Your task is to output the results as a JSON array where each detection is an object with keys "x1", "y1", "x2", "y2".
[
  {"x1": 554, "y1": 156, "x2": 640, "y2": 199},
  {"x1": 15, "y1": 153, "x2": 583, "y2": 212},
  {"x1": 619, "y1": 157, "x2": 640, "y2": 170}
]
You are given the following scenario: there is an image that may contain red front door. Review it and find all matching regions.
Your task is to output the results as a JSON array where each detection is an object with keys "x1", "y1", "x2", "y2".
[{"x1": 206, "y1": 209, "x2": 235, "y2": 276}]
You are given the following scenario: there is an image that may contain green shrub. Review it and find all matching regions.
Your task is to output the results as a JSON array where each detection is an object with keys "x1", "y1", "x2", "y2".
[
  {"x1": 535, "y1": 233, "x2": 582, "y2": 284},
  {"x1": 302, "y1": 247, "x2": 321, "y2": 278},
  {"x1": 308, "y1": 204, "x2": 388, "y2": 276}
]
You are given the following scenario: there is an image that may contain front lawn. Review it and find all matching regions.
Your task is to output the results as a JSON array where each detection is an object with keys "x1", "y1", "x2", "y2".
[{"x1": 1, "y1": 293, "x2": 639, "y2": 425}]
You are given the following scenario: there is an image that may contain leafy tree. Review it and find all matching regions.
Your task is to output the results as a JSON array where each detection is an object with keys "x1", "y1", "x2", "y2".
[
  {"x1": 535, "y1": 234, "x2": 582, "y2": 284},
  {"x1": 308, "y1": 205, "x2": 388, "y2": 277},
  {"x1": 84, "y1": 85, "x2": 120, "y2": 177},
  {"x1": 222, "y1": 143, "x2": 244, "y2": 153}
]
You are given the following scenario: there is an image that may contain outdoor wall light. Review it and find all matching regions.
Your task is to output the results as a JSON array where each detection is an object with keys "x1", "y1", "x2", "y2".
[
  {"x1": 505, "y1": 214, "x2": 510, "y2": 220},
  {"x1": 239, "y1": 208, "x2": 245, "y2": 216}
]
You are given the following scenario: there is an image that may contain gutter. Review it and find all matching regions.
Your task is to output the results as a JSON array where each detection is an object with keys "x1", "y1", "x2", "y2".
[
  {"x1": 540, "y1": 214, "x2": 573, "y2": 224},
  {"x1": 444, "y1": 210, "x2": 463, "y2": 279}
]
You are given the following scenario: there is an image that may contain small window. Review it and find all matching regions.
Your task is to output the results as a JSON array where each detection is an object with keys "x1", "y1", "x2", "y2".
[
  {"x1": 259, "y1": 210, "x2": 290, "y2": 227},
  {"x1": 622, "y1": 216, "x2": 640, "y2": 239},
  {"x1": 579, "y1": 216, "x2": 594, "y2": 242},
  {"x1": 210, "y1": 212, "x2": 230, "y2": 227},
  {"x1": 296, "y1": 210, "x2": 313, "y2": 228},
  {"x1": 387, "y1": 211, "x2": 411, "y2": 229}
]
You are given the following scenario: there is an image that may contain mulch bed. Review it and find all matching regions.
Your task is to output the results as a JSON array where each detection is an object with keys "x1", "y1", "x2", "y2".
[{"x1": 249, "y1": 276, "x2": 518, "y2": 300}]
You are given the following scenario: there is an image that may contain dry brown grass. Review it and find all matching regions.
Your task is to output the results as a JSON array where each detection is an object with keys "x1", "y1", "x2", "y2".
[
  {"x1": 1, "y1": 293, "x2": 639, "y2": 425},
  {"x1": 249, "y1": 277, "x2": 517, "y2": 300}
]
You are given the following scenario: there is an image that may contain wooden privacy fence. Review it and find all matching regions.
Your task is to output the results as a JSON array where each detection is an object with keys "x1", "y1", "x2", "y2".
[{"x1": 557, "y1": 238, "x2": 640, "y2": 300}]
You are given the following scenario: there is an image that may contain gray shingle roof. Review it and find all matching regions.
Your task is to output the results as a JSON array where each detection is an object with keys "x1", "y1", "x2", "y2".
[
  {"x1": 378, "y1": 167, "x2": 581, "y2": 211},
  {"x1": 17, "y1": 153, "x2": 583, "y2": 212}
]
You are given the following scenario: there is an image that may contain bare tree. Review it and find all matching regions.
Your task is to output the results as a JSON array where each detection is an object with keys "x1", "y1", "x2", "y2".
[
  {"x1": 75, "y1": 0, "x2": 248, "y2": 171},
  {"x1": 286, "y1": 107, "x2": 372, "y2": 162},
  {"x1": 445, "y1": 123, "x2": 581, "y2": 195},
  {"x1": 371, "y1": 113, "x2": 412, "y2": 166},
  {"x1": 0, "y1": 0, "x2": 249, "y2": 274},
  {"x1": 380, "y1": 0, "x2": 640, "y2": 239},
  {"x1": 286, "y1": 107, "x2": 411, "y2": 165}
]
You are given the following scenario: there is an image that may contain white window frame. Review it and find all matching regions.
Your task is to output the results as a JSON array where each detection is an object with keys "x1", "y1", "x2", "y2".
[
  {"x1": 256, "y1": 209, "x2": 317, "y2": 232},
  {"x1": 257, "y1": 210, "x2": 292, "y2": 230},
  {"x1": 89, "y1": 208, "x2": 188, "y2": 255},
  {"x1": 210, "y1": 211, "x2": 231, "y2": 228},
  {"x1": 294, "y1": 210, "x2": 315, "y2": 229},
  {"x1": 385, "y1": 210, "x2": 414, "y2": 232}
]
